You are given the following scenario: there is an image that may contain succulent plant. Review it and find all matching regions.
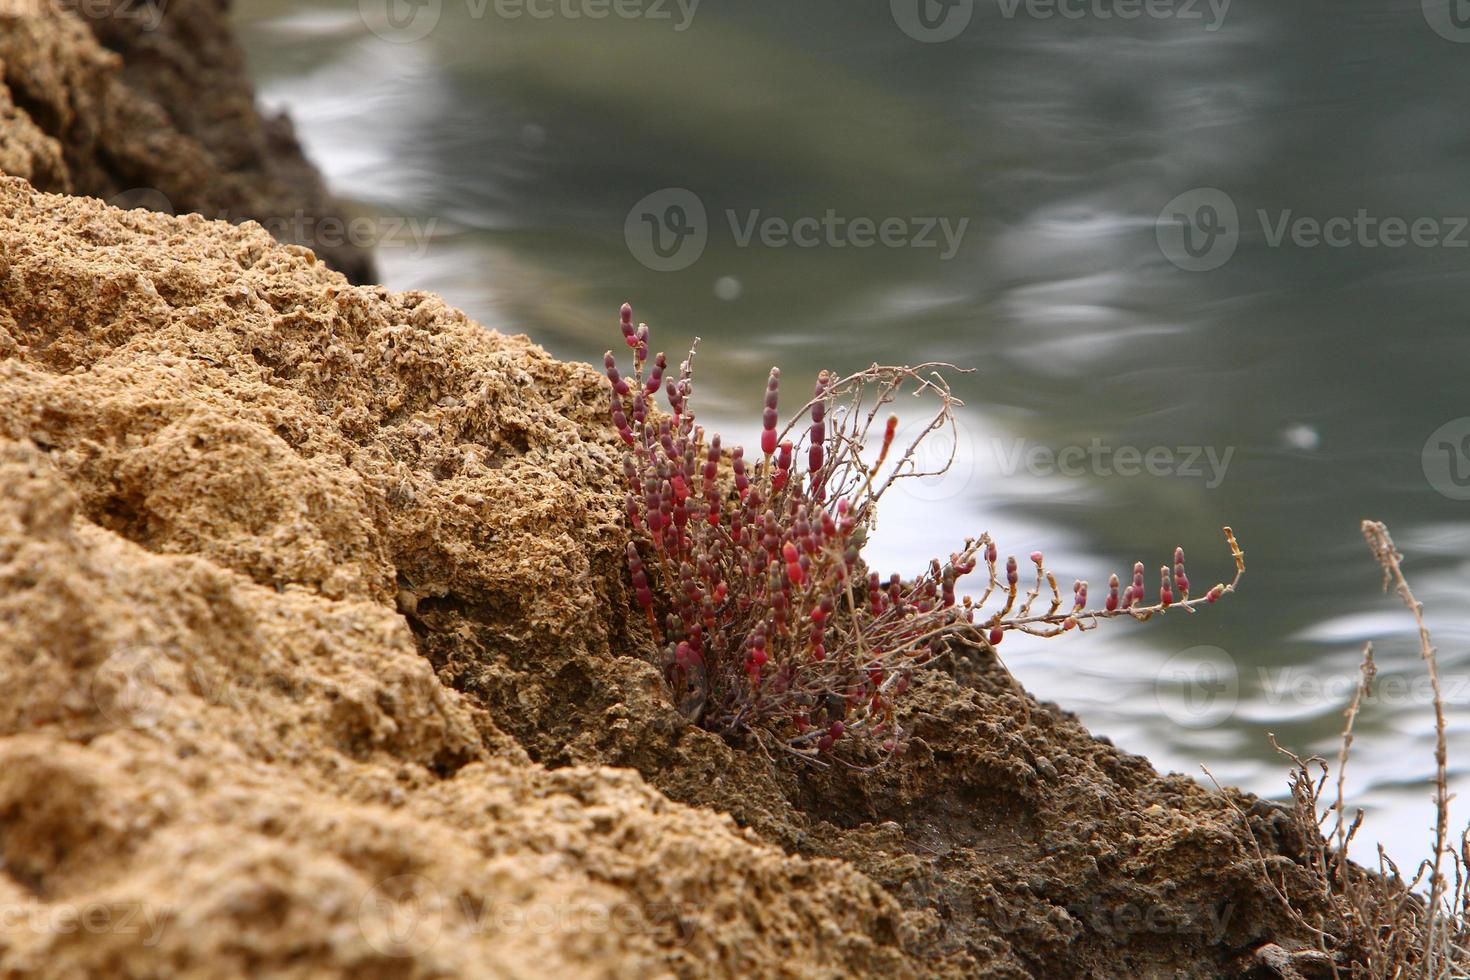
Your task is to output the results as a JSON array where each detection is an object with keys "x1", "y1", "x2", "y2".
[{"x1": 606, "y1": 303, "x2": 1242, "y2": 767}]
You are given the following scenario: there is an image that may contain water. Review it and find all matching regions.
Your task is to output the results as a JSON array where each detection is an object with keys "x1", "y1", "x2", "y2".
[{"x1": 235, "y1": 0, "x2": 1470, "y2": 867}]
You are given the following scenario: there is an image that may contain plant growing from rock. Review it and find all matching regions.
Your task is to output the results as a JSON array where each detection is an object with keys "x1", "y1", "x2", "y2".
[
  {"x1": 1218, "y1": 522, "x2": 1470, "y2": 979},
  {"x1": 606, "y1": 303, "x2": 1244, "y2": 767}
]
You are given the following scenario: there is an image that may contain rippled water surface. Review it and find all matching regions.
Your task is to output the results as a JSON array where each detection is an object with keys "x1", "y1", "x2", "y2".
[{"x1": 236, "y1": 0, "x2": 1470, "y2": 863}]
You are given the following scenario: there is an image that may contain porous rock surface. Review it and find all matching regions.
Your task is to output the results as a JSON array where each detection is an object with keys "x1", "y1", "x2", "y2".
[{"x1": 0, "y1": 179, "x2": 1327, "y2": 978}]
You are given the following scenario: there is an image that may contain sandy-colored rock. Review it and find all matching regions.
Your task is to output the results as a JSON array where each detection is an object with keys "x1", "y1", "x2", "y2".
[
  {"x1": 0, "y1": 177, "x2": 1342, "y2": 977},
  {"x1": 0, "y1": 0, "x2": 375, "y2": 283},
  {"x1": 0, "y1": 178, "x2": 917, "y2": 978}
]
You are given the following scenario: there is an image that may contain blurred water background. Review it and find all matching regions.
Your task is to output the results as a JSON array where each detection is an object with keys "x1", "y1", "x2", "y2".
[{"x1": 234, "y1": 0, "x2": 1470, "y2": 865}]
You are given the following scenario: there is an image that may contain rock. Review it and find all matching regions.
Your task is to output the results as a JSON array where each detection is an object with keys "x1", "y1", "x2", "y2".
[
  {"x1": 0, "y1": 177, "x2": 1342, "y2": 976},
  {"x1": 0, "y1": 176, "x2": 918, "y2": 978},
  {"x1": 0, "y1": 0, "x2": 376, "y2": 284}
]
